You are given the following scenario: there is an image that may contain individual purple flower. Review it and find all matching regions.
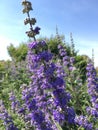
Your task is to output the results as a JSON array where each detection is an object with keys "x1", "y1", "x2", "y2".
[
  {"x1": 27, "y1": 99, "x2": 38, "y2": 111},
  {"x1": 52, "y1": 77, "x2": 65, "y2": 88},
  {"x1": 68, "y1": 66, "x2": 76, "y2": 71},
  {"x1": 70, "y1": 57, "x2": 75, "y2": 64},
  {"x1": 53, "y1": 110, "x2": 65, "y2": 125},
  {"x1": 28, "y1": 41, "x2": 38, "y2": 49},
  {"x1": 18, "y1": 107, "x2": 25, "y2": 115},
  {"x1": 34, "y1": 26, "x2": 41, "y2": 34},
  {"x1": 58, "y1": 44, "x2": 63, "y2": 49}
]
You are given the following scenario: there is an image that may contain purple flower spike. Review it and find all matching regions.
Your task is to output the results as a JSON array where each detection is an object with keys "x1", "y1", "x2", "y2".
[{"x1": 86, "y1": 63, "x2": 98, "y2": 118}]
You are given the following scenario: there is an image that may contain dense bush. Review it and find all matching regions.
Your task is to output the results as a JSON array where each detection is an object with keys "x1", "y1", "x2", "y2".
[
  {"x1": 0, "y1": 0, "x2": 98, "y2": 130},
  {"x1": 0, "y1": 40, "x2": 98, "y2": 130}
]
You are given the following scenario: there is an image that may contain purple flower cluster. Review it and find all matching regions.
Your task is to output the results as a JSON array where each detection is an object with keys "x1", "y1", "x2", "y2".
[
  {"x1": 58, "y1": 44, "x2": 75, "y2": 72},
  {"x1": 9, "y1": 91, "x2": 20, "y2": 112},
  {"x1": 20, "y1": 41, "x2": 57, "y2": 129},
  {"x1": 6, "y1": 40, "x2": 76, "y2": 129},
  {"x1": 28, "y1": 40, "x2": 46, "y2": 50},
  {"x1": 29, "y1": 110, "x2": 54, "y2": 130},
  {"x1": 58, "y1": 44, "x2": 69, "y2": 66},
  {"x1": 0, "y1": 100, "x2": 18, "y2": 130},
  {"x1": 18, "y1": 40, "x2": 76, "y2": 129},
  {"x1": 74, "y1": 62, "x2": 98, "y2": 130},
  {"x1": 86, "y1": 63, "x2": 98, "y2": 118},
  {"x1": 75, "y1": 115, "x2": 93, "y2": 130}
]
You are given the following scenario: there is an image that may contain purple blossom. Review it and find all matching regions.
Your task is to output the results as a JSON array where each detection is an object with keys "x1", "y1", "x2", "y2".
[
  {"x1": 53, "y1": 89, "x2": 71, "y2": 108},
  {"x1": 53, "y1": 110, "x2": 65, "y2": 124},
  {"x1": 28, "y1": 41, "x2": 38, "y2": 49},
  {"x1": 28, "y1": 40, "x2": 46, "y2": 50},
  {"x1": 58, "y1": 44, "x2": 63, "y2": 49},
  {"x1": 52, "y1": 77, "x2": 65, "y2": 88},
  {"x1": 86, "y1": 63, "x2": 98, "y2": 118},
  {"x1": 9, "y1": 92, "x2": 20, "y2": 112},
  {"x1": 17, "y1": 40, "x2": 76, "y2": 129},
  {"x1": 34, "y1": 26, "x2": 40, "y2": 34},
  {"x1": 18, "y1": 107, "x2": 25, "y2": 115},
  {"x1": 44, "y1": 63, "x2": 56, "y2": 78},
  {"x1": 38, "y1": 51, "x2": 52, "y2": 62},
  {"x1": 27, "y1": 99, "x2": 38, "y2": 111},
  {"x1": 56, "y1": 62, "x2": 67, "y2": 78},
  {"x1": 70, "y1": 57, "x2": 75, "y2": 64},
  {"x1": 67, "y1": 107, "x2": 75, "y2": 124},
  {"x1": 29, "y1": 110, "x2": 54, "y2": 130},
  {"x1": 75, "y1": 115, "x2": 93, "y2": 130},
  {"x1": 0, "y1": 100, "x2": 18, "y2": 130}
]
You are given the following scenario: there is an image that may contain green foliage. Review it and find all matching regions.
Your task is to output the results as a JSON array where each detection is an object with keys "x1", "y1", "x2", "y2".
[
  {"x1": 47, "y1": 36, "x2": 61, "y2": 55},
  {"x1": 0, "y1": 59, "x2": 30, "y2": 109},
  {"x1": 66, "y1": 68, "x2": 90, "y2": 115},
  {"x1": 7, "y1": 43, "x2": 28, "y2": 61},
  {"x1": 0, "y1": 60, "x2": 6, "y2": 71},
  {"x1": 75, "y1": 55, "x2": 90, "y2": 82},
  {"x1": 6, "y1": 34, "x2": 91, "y2": 83},
  {"x1": 96, "y1": 66, "x2": 98, "y2": 75}
]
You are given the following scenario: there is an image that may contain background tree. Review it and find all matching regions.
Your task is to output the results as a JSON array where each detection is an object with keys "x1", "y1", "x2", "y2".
[{"x1": 7, "y1": 42, "x2": 28, "y2": 61}]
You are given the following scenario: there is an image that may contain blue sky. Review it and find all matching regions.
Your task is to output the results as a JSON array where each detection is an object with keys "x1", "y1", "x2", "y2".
[{"x1": 0, "y1": 0, "x2": 98, "y2": 66}]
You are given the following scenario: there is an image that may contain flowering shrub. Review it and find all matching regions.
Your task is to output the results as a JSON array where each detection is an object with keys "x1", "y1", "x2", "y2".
[
  {"x1": 0, "y1": 0, "x2": 98, "y2": 130},
  {"x1": 0, "y1": 100, "x2": 18, "y2": 130}
]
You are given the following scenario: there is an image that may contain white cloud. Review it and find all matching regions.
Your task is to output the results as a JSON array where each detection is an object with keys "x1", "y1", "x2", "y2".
[
  {"x1": 75, "y1": 40, "x2": 98, "y2": 67},
  {"x1": 0, "y1": 36, "x2": 19, "y2": 60}
]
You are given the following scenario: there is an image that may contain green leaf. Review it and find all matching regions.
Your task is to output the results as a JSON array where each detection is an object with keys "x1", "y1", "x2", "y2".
[{"x1": 54, "y1": 121, "x2": 63, "y2": 130}]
